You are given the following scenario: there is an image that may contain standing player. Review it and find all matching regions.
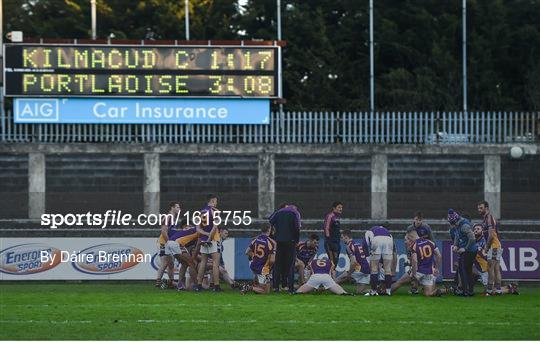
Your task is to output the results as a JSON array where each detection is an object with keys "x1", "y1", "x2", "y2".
[
  {"x1": 448, "y1": 209, "x2": 477, "y2": 296},
  {"x1": 477, "y1": 201, "x2": 503, "y2": 295},
  {"x1": 295, "y1": 257, "x2": 350, "y2": 295},
  {"x1": 155, "y1": 201, "x2": 180, "y2": 288},
  {"x1": 195, "y1": 194, "x2": 222, "y2": 292},
  {"x1": 340, "y1": 230, "x2": 371, "y2": 294},
  {"x1": 364, "y1": 225, "x2": 394, "y2": 296},
  {"x1": 243, "y1": 225, "x2": 276, "y2": 294},
  {"x1": 323, "y1": 202, "x2": 343, "y2": 268},
  {"x1": 269, "y1": 204, "x2": 301, "y2": 293},
  {"x1": 295, "y1": 234, "x2": 320, "y2": 285}
]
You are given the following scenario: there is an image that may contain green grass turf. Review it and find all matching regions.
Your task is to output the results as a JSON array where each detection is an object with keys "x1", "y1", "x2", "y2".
[{"x1": 0, "y1": 282, "x2": 539, "y2": 340}]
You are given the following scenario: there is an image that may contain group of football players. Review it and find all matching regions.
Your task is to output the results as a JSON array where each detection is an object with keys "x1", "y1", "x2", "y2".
[{"x1": 155, "y1": 195, "x2": 519, "y2": 296}]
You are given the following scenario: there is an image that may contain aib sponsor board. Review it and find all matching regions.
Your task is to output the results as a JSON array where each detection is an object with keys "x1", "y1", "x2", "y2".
[{"x1": 0, "y1": 238, "x2": 538, "y2": 280}]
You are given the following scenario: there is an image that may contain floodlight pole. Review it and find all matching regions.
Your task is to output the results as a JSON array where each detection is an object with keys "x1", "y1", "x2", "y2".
[
  {"x1": 462, "y1": 0, "x2": 467, "y2": 112},
  {"x1": 185, "y1": 0, "x2": 190, "y2": 40},
  {"x1": 91, "y1": 0, "x2": 96, "y2": 39},
  {"x1": 369, "y1": 0, "x2": 374, "y2": 113}
]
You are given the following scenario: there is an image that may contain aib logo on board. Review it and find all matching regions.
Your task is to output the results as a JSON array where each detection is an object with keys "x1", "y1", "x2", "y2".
[
  {"x1": 72, "y1": 243, "x2": 145, "y2": 274},
  {"x1": 0, "y1": 243, "x2": 61, "y2": 275}
]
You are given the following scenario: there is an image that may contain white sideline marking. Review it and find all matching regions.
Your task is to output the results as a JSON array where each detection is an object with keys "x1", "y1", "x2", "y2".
[{"x1": 1, "y1": 319, "x2": 538, "y2": 326}]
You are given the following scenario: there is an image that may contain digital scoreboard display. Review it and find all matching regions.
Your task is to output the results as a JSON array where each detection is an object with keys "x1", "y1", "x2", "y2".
[{"x1": 3, "y1": 44, "x2": 280, "y2": 98}]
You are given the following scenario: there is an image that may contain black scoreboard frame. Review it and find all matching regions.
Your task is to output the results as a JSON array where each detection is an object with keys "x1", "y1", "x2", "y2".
[{"x1": 3, "y1": 42, "x2": 283, "y2": 99}]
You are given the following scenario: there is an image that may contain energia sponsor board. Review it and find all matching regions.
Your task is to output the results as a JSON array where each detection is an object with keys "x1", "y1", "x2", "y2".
[
  {"x1": 0, "y1": 238, "x2": 234, "y2": 280},
  {"x1": 0, "y1": 238, "x2": 538, "y2": 280}
]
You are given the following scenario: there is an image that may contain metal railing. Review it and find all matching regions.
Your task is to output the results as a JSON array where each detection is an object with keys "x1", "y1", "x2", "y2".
[{"x1": 1, "y1": 110, "x2": 537, "y2": 144}]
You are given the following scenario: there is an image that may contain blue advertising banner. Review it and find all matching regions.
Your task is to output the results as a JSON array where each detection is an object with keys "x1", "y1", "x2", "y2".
[{"x1": 14, "y1": 98, "x2": 270, "y2": 124}]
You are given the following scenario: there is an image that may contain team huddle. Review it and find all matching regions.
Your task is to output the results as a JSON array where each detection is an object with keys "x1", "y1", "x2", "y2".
[{"x1": 155, "y1": 196, "x2": 519, "y2": 297}]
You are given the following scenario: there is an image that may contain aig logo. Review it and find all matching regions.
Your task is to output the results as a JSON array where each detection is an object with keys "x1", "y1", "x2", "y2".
[{"x1": 15, "y1": 98, "x2": 59, "y2": 122}]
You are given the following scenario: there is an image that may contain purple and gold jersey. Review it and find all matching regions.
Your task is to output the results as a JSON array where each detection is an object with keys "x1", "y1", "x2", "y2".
[
  {"x1": 310, "y1": 258, "x2": 333, "y2": 275},
  {"x1": 481, "y1": 212, "x2": 502, "y2": 249},
  {"x1": 474, "y1": 236, "x2": 488, "y2": 272},
  {"x1": 411, "y1": 238, "x2": 437, "y2": 275},
  {"x1": 158, "y1": 215, "x2": 179, "y2": 245},
  {"x1": 199, "y1": 205, "x2": 219, "y2": 243},
  {"x1": 249, "y1": 234, "x2": 276, "y2": 276},
  {"x1": 346, "y1": 240, "x2": 370, "y2": 274},
  {"x1": 168, "y1": 226, "x2": 200, "y2": 248},
  {"x1": 296, "y1": 241, "x2": 317, "y2": 265}
]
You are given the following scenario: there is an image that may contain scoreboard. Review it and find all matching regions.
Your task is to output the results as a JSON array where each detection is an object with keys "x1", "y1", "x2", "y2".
[{"x1": 3, "y1": 44, "x2": 281, "y2": 98}]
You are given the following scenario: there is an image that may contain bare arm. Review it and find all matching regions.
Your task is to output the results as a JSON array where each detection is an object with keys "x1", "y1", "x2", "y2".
[
  {"x1": 268, "y1": 253, "x2": 275, "y2": 267},
  {"x1": 434, "y1": 248, "x2": 442, "y2": 275}
]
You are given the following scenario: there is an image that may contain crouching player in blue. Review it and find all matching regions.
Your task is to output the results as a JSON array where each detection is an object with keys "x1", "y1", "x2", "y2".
[
  {"x1": 295, "y1": 234, "x2": 320, "y2": 285},
  {"x1": 295, "y1": 258, "x2": 350, "y2": 295},
  {"x1": 243, "y1": 225, "x2": 276, "y2": 294},
  {"x1": 340, "y1": 230, "x2": 371, "y2": 294}
]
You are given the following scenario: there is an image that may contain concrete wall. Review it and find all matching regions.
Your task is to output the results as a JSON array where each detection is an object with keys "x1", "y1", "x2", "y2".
[{"x1": 0, "y1": 143, "x2": 538, "y2": 220}]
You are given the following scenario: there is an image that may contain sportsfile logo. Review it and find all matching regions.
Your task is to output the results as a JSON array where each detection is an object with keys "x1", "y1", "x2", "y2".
[
  {"x1": 0, "y1": 243, "x2": 62, "y2": 274},
  {"x1": 70, "y1": 243, "x2": 149, "y2": 274}
]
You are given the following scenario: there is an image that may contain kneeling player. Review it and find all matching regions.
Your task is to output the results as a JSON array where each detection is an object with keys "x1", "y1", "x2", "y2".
[
  {"x1": 409, "y1": 231, "x2": 442, "y2": 296},
  {"x1": 295, "y1": 234, "x2": 320, "y2": 285},
  {"x1": 295, "y1": 258, "x2": 349, "y2": 295},
  {"x1": 340, "y1": 230, "x2": 370, "y2": 294},
  {"x1": 244, "y1": 225, "x2": 276, "y2": 294}
]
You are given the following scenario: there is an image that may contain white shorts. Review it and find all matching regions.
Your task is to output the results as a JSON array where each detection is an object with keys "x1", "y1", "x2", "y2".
[
  {"x1": 487, "y1": 248, "x2": 503, "y2": 261},
  {"x1": 414, "y1": 272, "x2": 435, "y2": 286},
  {"x1": 478, "y1": 271, "x2": 488, "y2": 286},
  {"x1": 351, "y1": 271, "x2": 370, "y2": 285},
  {"x1": 255, "y1": 273, "x2": 270, "y2": 285},
  {"x1": 369, "y1": 236, "x2": 394, "y2": 261},
  {"x1": 306, "y1": 273, "x2": 337, "y2": 290},
  {"x1": 200, "y1": 240, "x2": 220, "y2": 254},
  {"x1": 164, "y1": 241, "x2": 187, "y2": 256}
]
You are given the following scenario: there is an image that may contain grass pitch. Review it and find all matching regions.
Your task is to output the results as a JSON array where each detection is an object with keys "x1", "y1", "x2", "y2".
[{"x1": 1, "y1": 282, "x2": 539, "y2": 340}]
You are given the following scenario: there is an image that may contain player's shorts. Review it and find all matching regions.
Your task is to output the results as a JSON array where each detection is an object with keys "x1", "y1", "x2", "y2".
[
  {"x1": 369, "y1": 236, "x2": 394, "y2": 261},
  {"x1": 200, "y1": 240, "x2": 220, "y2": 254},
  {"x1": 158, "y1": 243, "x2": 165, "y2": 257},
  {"x1": 351, "y1": 271, "x2": 370, "y2": 285},
  {"x1": 306, "y1": 273, "x2": 337, "y2": 290},
  {"x1": 487, "y1": 248, "x2": 503, "y2": 261},
  {"x1": 414, "y1": 272, "x2": 435, "y2": 286},
  {"x1": 165, "y1": 241, "x2": 188, "y2": 256}
]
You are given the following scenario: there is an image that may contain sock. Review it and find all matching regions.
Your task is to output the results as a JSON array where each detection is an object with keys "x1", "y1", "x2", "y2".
[{"x1": 370, "y1": 273, "x2": 378, "y2": 291}]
